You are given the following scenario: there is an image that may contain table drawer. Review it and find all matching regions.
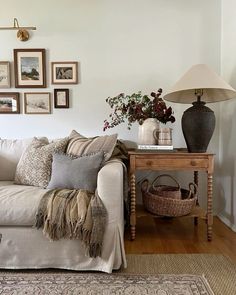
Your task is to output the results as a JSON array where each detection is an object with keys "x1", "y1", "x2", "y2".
[{"x1": 135, "y1": 157, "x2": 209, "y2": 170}]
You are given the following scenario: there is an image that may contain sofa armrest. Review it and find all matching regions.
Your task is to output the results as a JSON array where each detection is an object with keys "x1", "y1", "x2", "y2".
[{"x1": 97, "y1": 160, "x2": 124, "y2": 224}]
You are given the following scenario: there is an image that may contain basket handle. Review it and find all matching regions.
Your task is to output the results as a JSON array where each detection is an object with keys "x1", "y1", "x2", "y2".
[
  {"x1": 141, "y1": 179, "x2": 149, "y2": 193},
  {"x1": 152, "y1": 174, "x2": 180, "y2": 190},
  {"x1": 187, "y1": 182, "x2": 198, "y2": 199}
]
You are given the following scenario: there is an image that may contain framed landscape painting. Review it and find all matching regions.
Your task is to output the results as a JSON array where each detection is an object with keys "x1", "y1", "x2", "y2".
[
  {"x1": 24, "y1": 92, "x2": 51, "y2": 114},
  {"x1": 54, "y1": 89, "x2": 69, "y2": 108},
  {"x1": 51, "y1": 61, "x2": 78, "y2": 84},
  {"x1": 14, "y1": 49, "x2": 46, "y2": 88},
  {"x1": 0, "y1": 92, "x2": 20, "y2": 114},
  {"x1": 0, "y1": 61, "x2": 10, "y2": 88}
]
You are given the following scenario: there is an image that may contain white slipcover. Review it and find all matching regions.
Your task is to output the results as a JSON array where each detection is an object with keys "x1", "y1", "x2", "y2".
[
  {"x1": 0, "y1": 150, "x2": 127, "y2": 272},
  {"x1": 0, "y1": 138, "x2": 34, "y2": 181}
]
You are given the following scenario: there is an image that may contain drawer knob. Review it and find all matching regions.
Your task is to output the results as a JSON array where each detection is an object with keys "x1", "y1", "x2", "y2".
[
  {"x1": 146, "y1": 161, "x2": 153, "y2": 166},
  {"x1": 191, "y1": 160, "x2": 197, "y2": 166}
]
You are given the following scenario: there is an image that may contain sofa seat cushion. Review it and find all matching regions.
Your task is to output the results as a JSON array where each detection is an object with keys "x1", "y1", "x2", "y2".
[{"x1": 0, "y1": 182, "x2": 47, "y2": 226}]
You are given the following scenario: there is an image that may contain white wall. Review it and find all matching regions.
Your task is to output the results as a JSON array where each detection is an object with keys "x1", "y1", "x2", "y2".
[
  {"x1": 219, "y1": 0, "x2": 236, "y2": 231},
  {"x1": 0, "y1": 0, "x2": 221, "y2": 142},
  {"x1": 0, "y1": 1, "x2": 222, "y2": 207}
]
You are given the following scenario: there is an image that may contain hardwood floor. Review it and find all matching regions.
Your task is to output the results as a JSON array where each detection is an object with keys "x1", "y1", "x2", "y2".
[{"x1": 124, "y1": 216, "x2": 236, "y2": 262}]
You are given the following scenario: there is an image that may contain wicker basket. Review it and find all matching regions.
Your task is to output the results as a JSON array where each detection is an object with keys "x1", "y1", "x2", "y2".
[
  {"x1": 151, "y1": 174, "x2": 181, "y2": 200},
  {"x1": 141, "y1": 178, "x2": 197, "y2": 217}
]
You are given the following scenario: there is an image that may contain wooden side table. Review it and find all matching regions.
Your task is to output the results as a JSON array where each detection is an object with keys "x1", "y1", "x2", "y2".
[{"x1": 128, "y1": 150, "x2": 214, "y2": 241}]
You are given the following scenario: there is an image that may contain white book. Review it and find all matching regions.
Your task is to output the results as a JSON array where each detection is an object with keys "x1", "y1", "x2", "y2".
[{"x1": 138, "y1": 144, "x2": 174, "y2": 150}]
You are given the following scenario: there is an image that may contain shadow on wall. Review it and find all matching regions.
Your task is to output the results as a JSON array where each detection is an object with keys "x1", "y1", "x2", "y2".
[
  {"x1": 229, "y1": 66, "x2": 236, "y2": 90},
  {"x1": 217, "y1": 161, "x2": 235, "y2": 227},
  {"x1": 218, "y1": 93, "x2": 236, "y2": 227}
]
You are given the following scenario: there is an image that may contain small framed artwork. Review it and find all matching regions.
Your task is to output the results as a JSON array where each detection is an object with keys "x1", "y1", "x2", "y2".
[
  {"x1": 51, "y1": 61, "x2": 78, "y2": 84},
  {"x1": 0, "y1": 92, "x2": 20, "y2": 114},
  {"x1": 54, "y1": 89, "x2": 69, "y2": 108},
  {"x1": 0, "y1": 61, "x2": 11, "y2": 88},
  {"x1": 14, "y1": 49, "x2": 46, "y2": 88},
  {"x1": 24, "y1": 92, "x2": 51, "y2": 114}
]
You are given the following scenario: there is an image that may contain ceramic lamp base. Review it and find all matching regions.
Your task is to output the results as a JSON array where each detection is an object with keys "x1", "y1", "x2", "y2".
[{"x1": 182, "y1": 101, "x2": 215, "y2": 153}]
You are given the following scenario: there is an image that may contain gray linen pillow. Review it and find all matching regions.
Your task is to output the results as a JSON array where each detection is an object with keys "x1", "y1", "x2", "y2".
[
  {"x1": 14, "y1": 137, "x2": 68, "y2": 188},
  {"x1": 66, "y1": 130, "x2": 117, "y2": 162},
  {"x1": 47, "y1": 152, "x2": 104, "y2": 191}
]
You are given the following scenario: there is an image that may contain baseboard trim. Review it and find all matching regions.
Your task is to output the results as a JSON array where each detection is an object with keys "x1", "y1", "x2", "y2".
[{"x1": 217, "y1": 214, "x2": 236, "y2": 232}]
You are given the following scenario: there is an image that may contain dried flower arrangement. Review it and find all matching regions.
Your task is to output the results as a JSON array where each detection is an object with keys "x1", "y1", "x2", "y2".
[{"x1": 103, "y1": 88, "x2": 175, "y2": 131}]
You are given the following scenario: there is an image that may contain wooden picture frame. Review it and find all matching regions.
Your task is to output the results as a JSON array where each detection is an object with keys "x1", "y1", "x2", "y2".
[
  {"x1": 0, "y1": 92, "x2": 20, "y2": 114},
  {"x1": 54, "y1": 89, "x2": 69, "y2": 108},
  {"x1": 14, "y1": 49, "x2": 46, "y2": 88},
  {"x1": 0, "y1": 61, "x2": 11, "y2": 88},
  {"x1": 51, "y1": 61, "x2": 78, "y2": 84},
  {"x1": 24, "y1": 92, "x2": 51, "y2": 114}
]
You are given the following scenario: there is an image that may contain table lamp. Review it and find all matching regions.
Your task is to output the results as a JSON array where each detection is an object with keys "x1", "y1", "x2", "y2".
[{"x1": 163, "y1": 64, "x2": 236, "y2": 152}]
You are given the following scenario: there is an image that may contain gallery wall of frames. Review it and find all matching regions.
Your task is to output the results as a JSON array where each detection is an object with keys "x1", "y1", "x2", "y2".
[{"x1": 0, "y1": 48, "x2": 78, "y2": 114}]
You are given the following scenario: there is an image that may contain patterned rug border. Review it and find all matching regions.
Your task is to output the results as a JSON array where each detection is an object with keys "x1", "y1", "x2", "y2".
[
  {"x1": 0, "y1": 273, "x2": 214, "y2": 295},
  {"x1": 0, "y1": 272, "x2": 210, "y2": 277},
  {"x1": 1, "y1": 254, "x2": 236, "y2": 295}
]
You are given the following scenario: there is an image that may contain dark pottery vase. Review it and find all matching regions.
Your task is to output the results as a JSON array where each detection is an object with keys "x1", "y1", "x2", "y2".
[{"x1": 181, "y1": 101, "x2": 215, "y2": 153}]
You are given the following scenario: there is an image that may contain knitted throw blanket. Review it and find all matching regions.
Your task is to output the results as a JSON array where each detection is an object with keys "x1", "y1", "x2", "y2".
[{"x1": 34, "y1": 188, "x2": 107, "y2": 258}]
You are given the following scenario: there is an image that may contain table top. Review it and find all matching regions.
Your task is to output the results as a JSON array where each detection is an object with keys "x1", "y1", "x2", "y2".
[{"x1": 128, "y1": 148, "x2": 215, "y2": 156}]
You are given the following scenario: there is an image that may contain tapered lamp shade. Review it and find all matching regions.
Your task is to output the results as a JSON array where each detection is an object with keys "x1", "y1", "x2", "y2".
[{"x1": 163, "y1": 64, "x2": 236, "y2": 152}]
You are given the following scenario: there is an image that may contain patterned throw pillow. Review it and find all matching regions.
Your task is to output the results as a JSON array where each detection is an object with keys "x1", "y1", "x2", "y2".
[
  {"x1": 14, "y1": 137, "x2": 68, "y2": 188},
  {"x1": 66, "y1": 130, "x2": 117, "y2": 162},
  {"x1": 47, "y1": 152, "x2": 104, "y2": 191}
]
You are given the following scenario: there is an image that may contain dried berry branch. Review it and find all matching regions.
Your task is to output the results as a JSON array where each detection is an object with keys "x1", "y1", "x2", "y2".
[{"x1": 103, "y1": 89, "x2": 175, "y2": 131}]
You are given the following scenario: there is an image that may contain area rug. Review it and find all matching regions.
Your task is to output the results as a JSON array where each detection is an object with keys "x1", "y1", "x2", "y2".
[
  {"x1": 0, "y1": 273, "x2": 213, "y2": 295},
  {"x1": 0, "y1": 254, "x2": 235, "y2": 295},
  {"x1": 123, "y1": 254, "x2": 236, "y2": 295}
]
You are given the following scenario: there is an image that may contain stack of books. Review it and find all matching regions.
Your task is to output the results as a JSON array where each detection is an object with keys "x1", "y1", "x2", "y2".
[{"x1": 138, "y1": 144, "x2": 174, "y2": 150}]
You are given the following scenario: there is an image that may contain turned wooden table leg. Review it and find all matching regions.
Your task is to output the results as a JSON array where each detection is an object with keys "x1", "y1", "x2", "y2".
[
  {"x1": 194, "y1": 171, "x2": 199, "y2": 226},
  {"x1": 207, "y1": 173, "x2": 213, "y2": 241},
  {"x1": 130, "y1": 173, "x2": 136, "y2": 240}
]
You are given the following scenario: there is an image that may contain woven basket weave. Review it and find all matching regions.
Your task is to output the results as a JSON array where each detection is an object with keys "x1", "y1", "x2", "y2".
[
  {"x1": 141, "y1": 177, "x2": 197, "y2": 217},
  {"x1": 151, "y1": 174, "x2": 181, "y2": 200}
]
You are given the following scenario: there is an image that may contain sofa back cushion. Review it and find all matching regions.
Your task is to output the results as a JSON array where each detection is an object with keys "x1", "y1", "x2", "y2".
[
  {"x1": 66, "y1": 130, "x2": 117, "y2": 162},
  {"x1": 14, "y1": 137, "x2": 68, "y2": 188},
  {"x1": 0, "y1": 138, "x2": 35, "y2": 181}
]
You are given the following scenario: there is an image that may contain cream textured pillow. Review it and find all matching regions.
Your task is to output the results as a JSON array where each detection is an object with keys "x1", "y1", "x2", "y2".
[
  {"x1": 66, "y1": 130, "x2": 117, "y2": 161},
  {"x1": 14, "y1": 137, "x2": 68, "y2": 188}
]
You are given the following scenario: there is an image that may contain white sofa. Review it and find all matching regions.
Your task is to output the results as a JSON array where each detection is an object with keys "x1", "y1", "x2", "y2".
[{"x1": 0, "y1": 138, "x2": 127, "y2": 273}]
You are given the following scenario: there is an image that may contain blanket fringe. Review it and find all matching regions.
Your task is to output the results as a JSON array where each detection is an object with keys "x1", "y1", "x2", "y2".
[
  {"x1": 81, "y1": 228, "x2": 91, "y2": 245},
  {"x1": 35, "y1": 212, "x2": 45, "y2": 229},
  {"x1": 34, "y1": 188, "x2": 107, "y2": 258},
  {"x1": 88, "y1": 243, "x2": 102, "y2": 258}
]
